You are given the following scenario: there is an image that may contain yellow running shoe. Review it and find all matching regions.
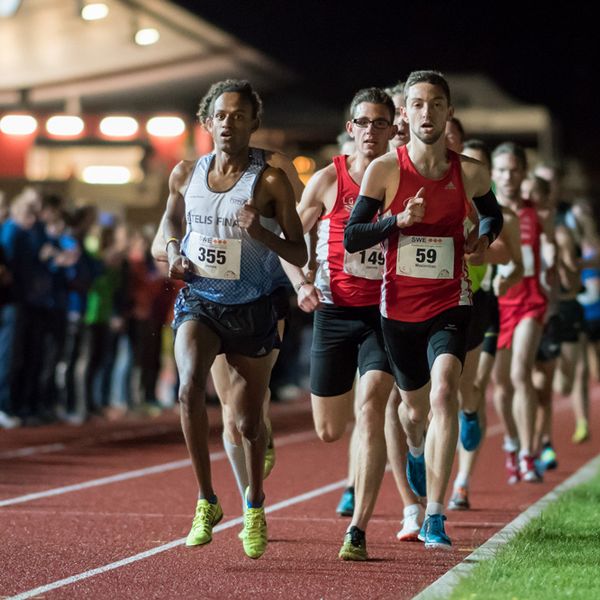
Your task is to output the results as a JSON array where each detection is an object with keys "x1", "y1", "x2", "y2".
[
  {"x1": 185, "y1": 498, "x2": 223, "y2": 547},
  {"x1": 264, "y1": 423, "x2": 276, "y2": 479},
  {"x1": 243, "y1": 488, "x2": 268, "y2": 558},
  {"x1": 338, "y1": 526, "x2": 368, "y2": 561},
  {"x1": 572, "y1": 419, "x2": 589, "y2": 444}
]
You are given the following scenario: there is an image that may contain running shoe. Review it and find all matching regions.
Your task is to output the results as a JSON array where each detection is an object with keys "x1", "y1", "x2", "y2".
[
  {"x1": 264, "y1": 424, "x2": 276, "y2": 479},
  {"x1": 185, "y1": 498, "x2": 223, "y2": 546},
  {"x1": 336, "y1": 487, "x2": 355, "y2": 517},
  {"x1": 242, "y1": 488, "x2": 268, "y2": 559},
  {"x1": 421, "y1": 514, "x2": 452, "y2": 550},
  {"x1": 0, "y1": 410, "x2": 21, "y2": 429},
  {"x1": 519, "y1": 454, "x2": 542, "y2": 483},
  {"x1": 505, "y1": 450, "x2": 520, "y2": 485},
  {"x1": 406, "y1": 452, "x2": 427, "y2": 497},
  {"x1": 448, "y1": 486, "x2": 470, "y2": 510},
  {"x1": 396, "y1": 506, "x2": 423, "y2": 542},
  {"x1": 338, "y1": 526, "x2": 368, "y2": 560},
  {"x1": 459, "y1": 410, "x2": 482, "y2": 451},
  {"x1": 572, "y1": 419, "x2": 589, "y2": 444},
  {"x1": 540, "y1": 444, "x2": 558, "y2": 470}
]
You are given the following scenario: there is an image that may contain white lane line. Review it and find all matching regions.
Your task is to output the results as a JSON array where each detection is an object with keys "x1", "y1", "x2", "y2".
[
  {"x1": 0, "y1": 401, "x2": 312, "y2": 460},
  {"x1": 414, "y1": 452, "x2": 600, "y2": 600},
  {"x1": 0, "y1": 429, "x2": 317, "y2": 508},
  {"x1": 6, "y1": 478, "x2": 347, "y2": 600},
  {"x1": 0, "y1": 423, "x2": 178, "y2": 460}
]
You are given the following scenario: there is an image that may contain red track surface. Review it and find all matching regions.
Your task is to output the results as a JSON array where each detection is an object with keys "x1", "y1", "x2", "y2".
[{"x1": 1, "y1": 387, "x2": 599, "y2": 600}]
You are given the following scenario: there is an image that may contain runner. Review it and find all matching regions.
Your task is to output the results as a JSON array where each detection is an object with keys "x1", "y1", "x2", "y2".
[
  {"x1": 282, "y1": 87, "x2": 398, "y2": 560},
  {"x1": 163, "y1": 79, "x2": 306, "y2": 559},
  {"x1": 449, "y1": 139, "x2": 523, "y2": 510},
  {"x1": 491, "y1": 143, "x2": 555, "y2": 484},
  {"x1": 152, "y1": 146, "x2": 304, "y2": 515},
  {"x1": 384, "y1": 80, "x2": 425, "y2": 539},
  {"x1": 344, "y1": 71, "x2": 503, "y2": 548}
]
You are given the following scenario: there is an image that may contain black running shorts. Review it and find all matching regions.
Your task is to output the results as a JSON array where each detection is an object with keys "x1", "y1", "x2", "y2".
[
  {"x1": 466, "y1": 289, "x2": 494, "y2": 352},
  {"x1": 381, "y1": 305, "x2": 472, "y2": 391},
  {"x1": 310, "y1": 304, "x2": 391, "y2": 397},
  {"x1": 556, "y1": 299, "x2": 585, "y2": 343},
  {"x1": 172, "y1": 286, "x2": 277, "y2": 358}
]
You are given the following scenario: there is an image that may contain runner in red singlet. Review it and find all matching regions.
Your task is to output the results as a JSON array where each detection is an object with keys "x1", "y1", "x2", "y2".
[
  {"x1": 282, "y1": 88, "x2": 397, "y2": 560},
  {"x1": 491, "y1": 142, "x2": 556, "y2": 483},
  {"x1": 344, "y1": 70, "x2": 503, "y2": 549}
]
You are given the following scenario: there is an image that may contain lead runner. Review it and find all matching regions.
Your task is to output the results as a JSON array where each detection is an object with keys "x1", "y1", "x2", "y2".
[{"x1": 163, "y1": 79, "x2": 306, "y2": 559}]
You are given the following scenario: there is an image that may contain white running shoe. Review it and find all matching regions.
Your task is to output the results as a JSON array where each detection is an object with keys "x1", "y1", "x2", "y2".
[
  {"x1": 396, "y1": 505, "x2": 423, "y2": 542},
  {"x1": 0, "y1": 410, "x2": 21, "y2": 429}
]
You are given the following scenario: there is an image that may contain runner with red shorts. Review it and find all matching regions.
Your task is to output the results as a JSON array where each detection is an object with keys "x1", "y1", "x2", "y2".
[{"x1": 491, "y1": 142, "x2": 556, "y2": 483}]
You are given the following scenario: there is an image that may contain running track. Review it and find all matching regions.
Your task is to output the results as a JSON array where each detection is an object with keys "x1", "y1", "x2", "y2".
[{"x1": 1, "y1": 388, "x2": 599, "y2": 599}]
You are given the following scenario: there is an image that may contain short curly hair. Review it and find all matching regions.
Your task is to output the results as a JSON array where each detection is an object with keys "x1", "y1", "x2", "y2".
[{"x1": 196, "y1": 79, "x2": 263, "y2": 123}]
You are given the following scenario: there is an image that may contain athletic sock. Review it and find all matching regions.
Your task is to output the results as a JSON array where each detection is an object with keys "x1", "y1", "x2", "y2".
[
  {"x1": 198, "y1": 493, "x2": 218, "y2": 504},
  {"x1": 454, "y1": 472, "x2": 469, "y2": 490},
  {"x1": 503, "y1": 436, "x2": 519, "y2": 453},
  {"x1": 518, "y1": 448, "x2": 531, "y2": 459},
  {"x1": 403, "y1": 503, "x2": 421, "y2": 518},
  {"x1": 222, "y1": 433, "x2": 249, "y2": 504},
  {"x1": 408, "y1": 438, "x2": 425, "y2": 458},
  {"x1": 246, "y1": 493, "x2": 265, "y2": 509},
  {"x1": 426, "y1": 502, "x2": 444, "y2": 516}
]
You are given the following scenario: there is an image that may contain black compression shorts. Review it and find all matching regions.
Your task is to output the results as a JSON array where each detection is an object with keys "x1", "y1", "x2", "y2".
[
  {"x1": 381, "y1": 305, "x2": 472, "y2": 391},
  {"x1": 310, "y1": 304, "x2": 391, "y2": 397}
]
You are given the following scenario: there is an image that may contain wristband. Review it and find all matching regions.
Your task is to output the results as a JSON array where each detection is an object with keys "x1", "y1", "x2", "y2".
[
  {"x1": 166, "y1": 237, "x2": 180, "y2": 251},
  {"x1": 294, "y1": 280, "x2": 309, "y2": 293}
]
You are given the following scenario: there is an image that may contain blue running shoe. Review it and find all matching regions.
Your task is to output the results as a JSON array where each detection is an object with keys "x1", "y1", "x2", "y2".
[
  {"x1": 406, "y1": 452, "x2": 427, "y2": 497},
  {"x1": 336, "y1": 487, "x2": 354, "y2": 517},
  {"x1": 459, "y1": 411, "x2": 482, "y2": 452},
  {"x1": 422, "y1": 514, "x2": 452, "y2": 550},
  {"x1": 540, "y1": 444, "x2": 558, "y2": 470}
]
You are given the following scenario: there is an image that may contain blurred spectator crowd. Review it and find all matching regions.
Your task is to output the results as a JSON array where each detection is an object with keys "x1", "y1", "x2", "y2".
[{"x1": 0, "y1": 187, "x2": 181, "y2": 428}]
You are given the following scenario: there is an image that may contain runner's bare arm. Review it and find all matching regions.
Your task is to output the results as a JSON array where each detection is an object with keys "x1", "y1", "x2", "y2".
[
  {"x1": 493, "y1": 207, "x2": 524, "y2": 296},
  {"x1": 278, "y1": 166, "x2": 334, "y2": 312},
  {"x1": 267, "y1": 151, "x2": 304, "y2": 204},
  {"x1": 152, "y1": 160, "x2": 194, "y2": 263},
  {"x1": 164, "y1": 161, "x2": 193, "y2": 279},
  {"x1": 555, "y1": 223, "x2": 580, "y2": 291},
  {"x1": 241, "y1": 166, "x2": 307, "y2": 267}
]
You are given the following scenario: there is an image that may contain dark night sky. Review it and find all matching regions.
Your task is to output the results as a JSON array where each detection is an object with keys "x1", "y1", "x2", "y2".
[{"x1": 175, "y1": 1, "x2": 598, "y2": 185}]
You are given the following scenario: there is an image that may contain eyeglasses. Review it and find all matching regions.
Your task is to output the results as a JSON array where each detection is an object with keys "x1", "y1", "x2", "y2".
[{"x1": 352, "y1": 117, "x2": 392, "y2": 130}]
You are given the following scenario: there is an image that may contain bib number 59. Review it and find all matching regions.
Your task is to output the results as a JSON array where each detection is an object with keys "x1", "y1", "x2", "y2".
[{"x1": 416, "y1": 248, "x2": 437, "y2": 264}]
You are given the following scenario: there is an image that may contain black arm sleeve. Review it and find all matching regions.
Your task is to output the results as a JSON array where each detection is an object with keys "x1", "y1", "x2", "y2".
[
  {"x1": 473, "y1": 189, "x2": 503, "y2": 244},
  {"x1": 343, "y1": 195, "x2": 398, "y2": 253}
]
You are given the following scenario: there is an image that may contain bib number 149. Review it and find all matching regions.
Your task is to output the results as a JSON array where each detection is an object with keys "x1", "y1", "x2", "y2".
[{"x1": 359, "y1": 249, "x2": 384, "y2": 266}]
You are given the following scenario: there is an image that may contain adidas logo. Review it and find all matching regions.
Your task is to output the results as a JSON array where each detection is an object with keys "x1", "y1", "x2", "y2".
[{"x1": 444, "y1": 182, "x2": 456, "y2": 190}]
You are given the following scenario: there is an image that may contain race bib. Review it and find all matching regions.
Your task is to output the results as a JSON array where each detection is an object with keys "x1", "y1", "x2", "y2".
[
  {"x1": 187, "y1": 232, "x2": 241, "y2": 280},
  {"x1": 396, "y1": 235, "x2": 454, "y2": 279},
  {"x1": 522, "y1": 244, "x2": 535, "y2": 277},
  {"x1": 343, "y1": 246, "x2": 384, "y2": 280}
]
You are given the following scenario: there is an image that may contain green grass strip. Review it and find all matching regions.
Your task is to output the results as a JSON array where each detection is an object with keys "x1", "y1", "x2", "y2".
[{"x1": 449, "y1": 468, "x2": 600, "y2": 600}]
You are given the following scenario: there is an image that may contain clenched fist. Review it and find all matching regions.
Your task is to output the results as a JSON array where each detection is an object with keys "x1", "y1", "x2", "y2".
[{"x1": 397, "y1": 187, "x2": 426, "y2": 228}]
